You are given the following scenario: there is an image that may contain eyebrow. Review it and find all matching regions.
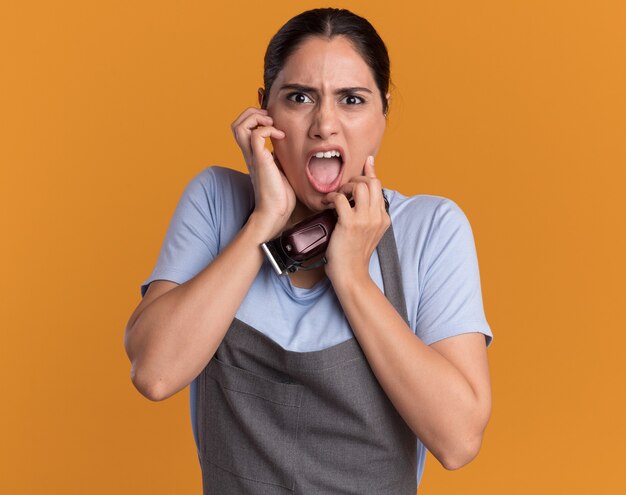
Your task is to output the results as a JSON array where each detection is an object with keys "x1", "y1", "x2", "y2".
[{"x1": 278, "y1": 83, "x2": 373, "y2": 94}]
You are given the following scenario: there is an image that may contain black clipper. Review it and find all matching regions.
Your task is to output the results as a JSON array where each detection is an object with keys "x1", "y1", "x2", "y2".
[{"x1": 261, "y1": 191, "x2": 389, "y2": 276}]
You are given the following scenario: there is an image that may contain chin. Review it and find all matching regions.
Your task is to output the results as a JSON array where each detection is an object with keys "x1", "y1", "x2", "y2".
[
  {"x1": 301, "y1": 196, "x2": 324, "y2": 213},
  {"x1": 293, "y1": 193, "x2": 324, "y2": 216}
]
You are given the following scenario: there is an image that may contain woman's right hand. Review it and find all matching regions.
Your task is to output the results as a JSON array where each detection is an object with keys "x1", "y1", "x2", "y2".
[{"x1": 231, "y1": 107, "x2": 296, "y2": 239}]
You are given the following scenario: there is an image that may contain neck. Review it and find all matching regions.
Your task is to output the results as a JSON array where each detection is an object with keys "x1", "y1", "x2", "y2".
[{"x1": 288, "y1": 199, "x2": 316, "y2": 226}]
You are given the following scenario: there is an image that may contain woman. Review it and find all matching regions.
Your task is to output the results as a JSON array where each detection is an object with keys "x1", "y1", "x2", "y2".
[{"x1": 124, "y1": 8, "x2": 493, "y2": 494}]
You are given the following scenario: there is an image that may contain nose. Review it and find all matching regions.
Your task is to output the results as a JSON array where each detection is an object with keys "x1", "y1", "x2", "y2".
[{"x1": 308, "y1": 101, "x2": 339, "y2": 140}]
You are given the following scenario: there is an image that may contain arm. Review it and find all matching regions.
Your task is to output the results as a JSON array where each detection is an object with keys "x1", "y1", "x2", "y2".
[
  {"x1": 324, "y1": 157, "x2": 492, "y2": 470},
  {"x1": 331, "y1": 274, "x2": 491, "y2": 470},
  {"x1": 125, "y1": 214, "x2": 269, "y2": 401},
  {"x1": 124, "y1": 107, "x2": 294, "y2": 401}
]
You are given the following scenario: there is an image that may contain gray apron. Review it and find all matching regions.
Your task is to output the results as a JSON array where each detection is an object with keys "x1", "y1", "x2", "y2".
[{"x1": 196, "y1": 222, "x2": 418, "y2": 494}]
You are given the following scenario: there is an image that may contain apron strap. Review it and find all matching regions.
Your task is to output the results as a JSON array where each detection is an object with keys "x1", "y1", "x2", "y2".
[{"x1": 376, "y1": 220, "x2": 410, "y2": 327}]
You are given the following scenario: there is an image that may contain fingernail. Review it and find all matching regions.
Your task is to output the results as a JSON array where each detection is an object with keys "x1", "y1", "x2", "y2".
[{"x1": 370, "y1": 156, "x2": 375, "y2": 167}]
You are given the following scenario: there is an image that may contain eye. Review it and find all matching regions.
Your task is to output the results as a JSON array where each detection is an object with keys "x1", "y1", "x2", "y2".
[
  {"x1": 341, "y1": 94, "x2": 365, "y2": 105},
  {"x1": 287, "y1": 92, "x2": 313, "y2": 104}
]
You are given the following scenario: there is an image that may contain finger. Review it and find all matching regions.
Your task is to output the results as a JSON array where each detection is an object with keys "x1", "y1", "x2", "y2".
[
  {"x1": 336, "y1": 176, "x2": 373, "y2": 197},
  {"x1": 321, "y1": 189, "x2": 349, "y2": 206},
  {"x1": 325, "y1": 192, "x2": 352, "y2": 219},
  {"x1": 342, "y1": 176, "x2": 371, "y2": 184},
  {"x1": 336, "y1": 182, "x2": 356, "y2": 199},
  {"x1": 233, "y1": 113, "x2": 274, "y2": 142},
  {"x1": 231, "y1": 107, "x2": 268, "y2": 130},
  {"x1": 241, "y1": 112, "x2": 274, "y2": 131},
  {"x1": 231, "y1": 111, "x2": 275, "y2": 167},
  {"x1": 338, "y1": 176, "x2": 382, "y2": 200},
  {"x1": 363, "y1": 155, "x2": 376, "y2": 179},
  {"x1": 250, "y1": 126, "x2": 286, "y2": 163},
  {"x1": 352, "y1": 167, "x2": 383, "y2": 211},
  {"x1": 353, "y1": 182, "x2": 370, "y2": 213},
  {"x1": 368, "y1": 184, "x2": 386, "y2": 217}
]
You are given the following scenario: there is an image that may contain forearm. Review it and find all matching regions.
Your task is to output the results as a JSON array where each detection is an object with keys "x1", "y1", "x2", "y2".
[
  {"x1": 126, "y1": 214, "x2": 269, "y2": 401},
  {"x1": 331, "y1": 273, "x2": 488, "y2": 469}
]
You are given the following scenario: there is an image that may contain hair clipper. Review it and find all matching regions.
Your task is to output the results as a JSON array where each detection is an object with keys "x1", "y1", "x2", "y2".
[{"x1": 261, "y1": 191, "x2": 389, "y2": 275}]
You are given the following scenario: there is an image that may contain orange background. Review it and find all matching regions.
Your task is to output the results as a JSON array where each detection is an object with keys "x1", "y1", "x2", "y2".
[{"x1": 1, "y1": 1, "x2": 625, "y2": 493}]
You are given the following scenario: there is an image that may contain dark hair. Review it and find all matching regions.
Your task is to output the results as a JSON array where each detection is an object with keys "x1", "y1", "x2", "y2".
[{"x1": 262, "y1": 8, "x2": 391, "y2": 114}]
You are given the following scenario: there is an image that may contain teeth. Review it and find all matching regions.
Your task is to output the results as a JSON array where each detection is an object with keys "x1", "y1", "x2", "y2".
[{"x1": 314, "y1": 150, "x2": 341, "y2": 159}]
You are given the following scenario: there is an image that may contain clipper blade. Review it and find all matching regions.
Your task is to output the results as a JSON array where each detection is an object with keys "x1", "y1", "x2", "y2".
[{"x1": 261, "y1": 240, "x2": 290, "y2": 276}]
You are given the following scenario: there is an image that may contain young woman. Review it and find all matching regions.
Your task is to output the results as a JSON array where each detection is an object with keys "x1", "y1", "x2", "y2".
[{"x1": 125, "y1": 8, "x2": 494, "y2": 494}]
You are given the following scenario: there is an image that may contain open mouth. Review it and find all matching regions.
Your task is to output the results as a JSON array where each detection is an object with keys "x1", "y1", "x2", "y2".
[{"x1": 305, "y1": 147, "x2": 345, "y2": 194}]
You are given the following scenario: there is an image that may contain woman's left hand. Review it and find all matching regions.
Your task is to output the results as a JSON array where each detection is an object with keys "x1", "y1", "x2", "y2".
[{"x1": 323, "y1": 156, "x2": 390, "y2": 284}]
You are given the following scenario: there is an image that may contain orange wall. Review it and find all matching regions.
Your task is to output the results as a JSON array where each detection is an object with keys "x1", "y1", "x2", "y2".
[{"x1": 1, "y1": 1, "x2": 625, "y2": 493}]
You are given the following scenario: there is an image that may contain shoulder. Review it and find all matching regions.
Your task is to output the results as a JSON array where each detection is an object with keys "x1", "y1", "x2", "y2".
[
  {"x1": 181, "y1": 165, "x2": 254, "y2": 213},
  {"x1": 385, "y1": 189, "x2": 471, "y2": 241},
  {"x1": 185, "y1": 165, "x2": 252, "y2": 198},
  {"x1": 174, "y1": 165, "x2": 254, "y2": 243}
]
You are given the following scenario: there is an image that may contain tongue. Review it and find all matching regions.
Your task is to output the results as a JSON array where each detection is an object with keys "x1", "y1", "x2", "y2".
[{"x1": 308, "y1": 157, "x2": 341, "y2": 184}]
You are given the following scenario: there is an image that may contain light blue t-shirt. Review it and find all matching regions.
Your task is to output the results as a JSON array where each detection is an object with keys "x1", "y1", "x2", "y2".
[{"x1": 140, "y1": 165, "x2": 493, "y2": 487}]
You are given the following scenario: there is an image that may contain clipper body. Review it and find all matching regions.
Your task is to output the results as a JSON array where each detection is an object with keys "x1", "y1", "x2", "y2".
[{"x1": 261, "y1": 209, "x2": 338, "y2": 275}]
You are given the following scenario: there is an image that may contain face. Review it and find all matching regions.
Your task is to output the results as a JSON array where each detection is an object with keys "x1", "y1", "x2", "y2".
[{"x1": 262, "y1": 36, "x2": 389, "y2": 216}]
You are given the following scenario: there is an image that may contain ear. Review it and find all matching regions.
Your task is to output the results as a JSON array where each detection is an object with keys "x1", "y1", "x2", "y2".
[
  {"x1": 384, "y1": 92, "x2": 391, "y2": 116},
  {"x1": 258, "y1": 88, "x2": 265, "y2": 108}
]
